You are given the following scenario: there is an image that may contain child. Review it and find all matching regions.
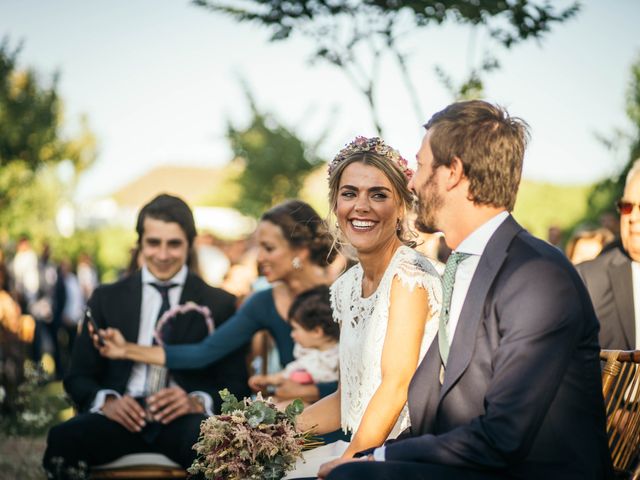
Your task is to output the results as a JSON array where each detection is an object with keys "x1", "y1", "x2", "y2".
[{"x1": 249, "y1": 285, "x2": 339, "y2": 401}]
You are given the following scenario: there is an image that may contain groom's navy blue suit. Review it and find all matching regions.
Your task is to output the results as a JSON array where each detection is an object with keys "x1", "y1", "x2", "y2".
[{"x1": 329, "y1": 216, "x2": 613, "y2": 479}]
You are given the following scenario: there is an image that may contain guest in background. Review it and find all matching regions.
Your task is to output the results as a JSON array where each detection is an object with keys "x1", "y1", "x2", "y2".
[
  {"x1": 566, "y1": 227, "x2": 615, "y2": 264},
  {"x1": 578, "y1": 158, "x2": 640, "y2": 350},
  {"x1": 93, "y1": 200, "x2": 340, "y2": 406},
  {"x1": 76, "y1": 252, "x2": 98, "y2": 303},
  {"x1": 249, "y1": 285, "x2": 339, "y2": 407},
  {"x1": 43, "y1": 193, "x2": 248, "y2": 478}
]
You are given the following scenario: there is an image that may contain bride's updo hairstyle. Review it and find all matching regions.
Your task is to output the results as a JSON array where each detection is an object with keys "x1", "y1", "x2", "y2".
[
  {"x1": 327, "y1": 136, "x2": 417, "y2": 248},
  {"x1": 260, "y1": 200, "x2": 337, "y2": 266}
]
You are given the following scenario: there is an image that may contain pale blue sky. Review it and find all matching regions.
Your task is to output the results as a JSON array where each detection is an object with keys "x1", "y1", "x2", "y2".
[{"x1": 1, "y1": 1, "x2": 639, "y2": 200}]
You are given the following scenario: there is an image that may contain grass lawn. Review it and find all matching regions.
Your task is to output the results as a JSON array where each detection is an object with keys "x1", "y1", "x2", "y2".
[{"x1": 0, "y1": 434, "x2": 47, "y2": 479}]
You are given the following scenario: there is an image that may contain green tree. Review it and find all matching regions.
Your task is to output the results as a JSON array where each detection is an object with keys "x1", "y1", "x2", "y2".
[
  {"x1": 226, "y1": 88, "x2": 323, "y2": 217},
  {"x1": 580, "y1": 52, "x2": 640, "y2": 228},
  {"x1": 194, "y1": 0, "x2": 579, "y2": 133},
  {"x1": 0, "y1": 40, "x2": 97, "y2": 240}
]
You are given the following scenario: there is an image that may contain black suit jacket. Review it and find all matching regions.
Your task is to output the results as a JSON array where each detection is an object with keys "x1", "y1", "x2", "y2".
[
  {"x1": 64, "y1": 271, "x2": 250, "y2": 413},
  {"x1": 385, "y1": 216, "x2": 613, "y2": 479},
  {"x1": 577, "y1": 244, "x2": 635, "y2": 350}
]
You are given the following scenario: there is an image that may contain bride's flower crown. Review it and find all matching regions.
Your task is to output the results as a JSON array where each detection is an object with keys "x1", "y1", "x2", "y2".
[{"x1": 328, "y1": 136, "x2": 414, "y2": 182}]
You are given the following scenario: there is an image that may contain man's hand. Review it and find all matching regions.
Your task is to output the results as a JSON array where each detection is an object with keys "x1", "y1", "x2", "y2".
[
  {"x1": 275, "y1": 379, "x2": 319, "y2": 402},
  {"x1": 102, "y1": 395, "x2": 146, "y2": 433},
  {"x1": 317, "y1": 456, "x2": 371, "y2": 479},
  {"x1": 146, "y1": 386, "x2": 201, "y2": 424}
]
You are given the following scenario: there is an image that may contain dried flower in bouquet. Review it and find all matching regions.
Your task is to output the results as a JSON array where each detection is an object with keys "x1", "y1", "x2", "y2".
[{"x1": 189, "y1": 389, "x2": 321, "y2": 480}]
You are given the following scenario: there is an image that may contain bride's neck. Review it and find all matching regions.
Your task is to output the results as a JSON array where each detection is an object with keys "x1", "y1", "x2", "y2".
[{"x1": 358, "y1": 238, "x2": 402, "y2": 293}]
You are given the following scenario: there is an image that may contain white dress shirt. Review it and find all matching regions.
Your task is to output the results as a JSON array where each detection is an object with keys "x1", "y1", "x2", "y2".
[
  {"x1": 373, "y1": 211, "x2": 509, "y2": 462},
  {"x1": 445, "y1": 211, "x2": 509, "y2": 343},
  {"x1": 91, "y1": 266, "x2": 214, "y2": 415}
]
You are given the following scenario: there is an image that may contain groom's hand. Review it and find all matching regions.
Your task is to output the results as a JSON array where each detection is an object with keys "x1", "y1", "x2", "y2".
[
  {"x1": 147, "y1": 386, "x2": 196, "y2": 424},
  {"x1": 317, "y1": 456, "x2": 371, "y2": 479}
]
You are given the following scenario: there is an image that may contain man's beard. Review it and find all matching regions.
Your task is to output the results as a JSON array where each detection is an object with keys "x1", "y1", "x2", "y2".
[{"x1": 413, "y1": 171, "x2": 443, "y2": 234}]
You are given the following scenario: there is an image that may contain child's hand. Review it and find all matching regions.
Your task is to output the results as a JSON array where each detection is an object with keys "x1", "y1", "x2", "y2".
[{"x1": 248, "y1": 374, "x2": 268, "y2": 392}]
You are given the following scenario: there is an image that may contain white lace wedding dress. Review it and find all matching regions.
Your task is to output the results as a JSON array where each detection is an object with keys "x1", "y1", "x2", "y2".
[{"x1": 285, "y1": 246, "x2": 442, "y2": 478}]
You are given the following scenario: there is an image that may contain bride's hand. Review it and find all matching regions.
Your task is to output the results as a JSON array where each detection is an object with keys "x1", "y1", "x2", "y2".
[{"x1": 94, "y1": 327, "x2": 127, "y2": 359}]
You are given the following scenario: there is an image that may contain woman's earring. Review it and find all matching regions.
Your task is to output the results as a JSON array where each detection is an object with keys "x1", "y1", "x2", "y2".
[
  {"x1": 396, "y1": 218, "x2": 402, "y2": 232},
  {"x1": 292, "y1": 257, "x2": 302, "y2": 270}
]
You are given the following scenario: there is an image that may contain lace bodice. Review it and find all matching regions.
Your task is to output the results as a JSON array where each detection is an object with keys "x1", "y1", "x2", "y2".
[{"x1": 330, "y1": 246, "x2": 442, "y2": 438}]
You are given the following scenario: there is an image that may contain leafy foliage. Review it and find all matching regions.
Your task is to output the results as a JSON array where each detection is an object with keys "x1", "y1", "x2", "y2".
[
  {"x1": 191, "y1": 389, "x2": 312, "y2": 479},
  {"x1": 0, "y1": 39, "x2": 97, "y2": 240},
  {"x1": 578, "y1": 52, "x2": 640, "y2": 228},
  {"x1": 195, "y1": 0, "x2": 579, "y2": 132},
  {"x1": 513, "y1": 179, "x2": 592, "y2": 239},
  {"x1": 226, "y1": 87, "x2": 322, "y2": 218}
]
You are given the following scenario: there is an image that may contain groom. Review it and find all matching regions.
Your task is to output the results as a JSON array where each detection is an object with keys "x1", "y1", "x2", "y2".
[{"x1": 323, "y1": 101, "x2": 613, "y2": 479}]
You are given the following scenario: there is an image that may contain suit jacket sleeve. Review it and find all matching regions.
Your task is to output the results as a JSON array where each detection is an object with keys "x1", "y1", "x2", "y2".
[
  {"x1": 385, "y1": 257, "x2": 591, "y2": 468},
  {"x1": 63, "y1": 287, "x2": 114, "y2": 412}
]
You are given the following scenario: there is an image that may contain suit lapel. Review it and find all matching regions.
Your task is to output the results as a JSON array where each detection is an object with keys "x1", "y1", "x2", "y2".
[
  {"x1": 120, "y1": 272, "x2": 142, "y2": 343},
  {"x1": 439, "y1": 215, "x2": 521, "y2": 401},
  {"x1": 608, "y1": 251, "x2": 634, "y2": 348}
]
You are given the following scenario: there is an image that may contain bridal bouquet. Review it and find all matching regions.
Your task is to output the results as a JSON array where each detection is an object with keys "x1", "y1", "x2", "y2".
[{"x1": 189, "y1": 389, "x2": 320, "y2": 480}]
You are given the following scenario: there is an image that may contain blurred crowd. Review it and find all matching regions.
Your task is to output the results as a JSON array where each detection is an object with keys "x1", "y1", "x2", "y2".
[{"x1": 0, "y1": 230, "x2": 269, "y2": 384}]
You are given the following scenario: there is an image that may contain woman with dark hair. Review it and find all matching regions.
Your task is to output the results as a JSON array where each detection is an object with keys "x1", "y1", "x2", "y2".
[{"x1": 94, "y1": 199, "x2": 338, "y2": 401}]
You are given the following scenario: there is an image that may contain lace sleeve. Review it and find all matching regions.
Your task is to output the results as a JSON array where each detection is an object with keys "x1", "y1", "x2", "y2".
[
  {"x1": 393, "y1": 247, "x2": 443, "y2": 318},
  {"x1": 330, "y1": 265, "x2": 360, "y2": 326}
]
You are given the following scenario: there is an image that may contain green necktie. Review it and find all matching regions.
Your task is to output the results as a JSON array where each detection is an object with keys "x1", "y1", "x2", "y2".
[{"x1": 438, "y1": 252, "x2": 471, "y2": 367}]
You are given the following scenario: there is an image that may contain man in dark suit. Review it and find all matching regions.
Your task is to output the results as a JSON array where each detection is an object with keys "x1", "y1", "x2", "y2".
[
  {"x1": 322, "y1": 101, "x2": 612, "y2": 479},
  {"x1": 43, "y1": 194, "x2": 249, "y2": 478},
  {"x1": 577, "y1": 160, "x2": 640, "y2": 350}
]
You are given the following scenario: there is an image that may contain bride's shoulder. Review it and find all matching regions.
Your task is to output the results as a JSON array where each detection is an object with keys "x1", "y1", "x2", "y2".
[
  {"x1": 394, "y1": 246, "x2": 443, "y2": 277},
  {"x1": 393, "y1": 247, "x2": 443, "y2": 312}
]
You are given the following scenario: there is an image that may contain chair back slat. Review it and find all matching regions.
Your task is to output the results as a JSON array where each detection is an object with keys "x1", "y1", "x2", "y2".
[{"x1": 601, "y1": 349, "x2": 640, "y2": 474}]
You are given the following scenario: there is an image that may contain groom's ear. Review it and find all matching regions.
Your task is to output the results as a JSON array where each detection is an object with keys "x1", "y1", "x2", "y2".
[{"x1": 444, "y1": 156, "x2": 465, "y2": 191}]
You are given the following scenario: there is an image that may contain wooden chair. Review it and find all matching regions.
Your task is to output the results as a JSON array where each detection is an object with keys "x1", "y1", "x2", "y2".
[
  {"x1": 601, "y1": 349, "x2": 640, "y2": 479},
  {"x1": 90, "y1": 453, "x2": 188, "y2": 479}
]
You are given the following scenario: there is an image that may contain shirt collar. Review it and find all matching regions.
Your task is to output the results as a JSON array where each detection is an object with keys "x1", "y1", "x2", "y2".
[
  {"x1": 141, "y1": 264, "x2": 188, "y2": 286},
  {"x1": 455, "y1": 211, "x2": 510, "y2": 256}
]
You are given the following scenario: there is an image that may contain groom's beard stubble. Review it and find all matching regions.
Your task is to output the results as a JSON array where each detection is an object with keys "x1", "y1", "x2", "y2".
[{"x1": 414, "y1": 171, "x2": 443, "y2": 234}]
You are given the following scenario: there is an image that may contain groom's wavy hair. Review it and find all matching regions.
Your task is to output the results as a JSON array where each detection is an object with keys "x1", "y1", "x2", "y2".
[{"x1": 425, "y1": 100, "x2": 530, "y2": 212}]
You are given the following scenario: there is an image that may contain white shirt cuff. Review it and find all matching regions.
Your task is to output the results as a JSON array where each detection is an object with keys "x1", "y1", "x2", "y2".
[
  {"x1": 90, "y1": 389, "x2": 121, "y2": 414},
  {"x1": 372, "y1": 446, "x2": 386, "y2": 461},
  {"x1": 190, "y1": 391, "x2": 214, "y2": 416}
]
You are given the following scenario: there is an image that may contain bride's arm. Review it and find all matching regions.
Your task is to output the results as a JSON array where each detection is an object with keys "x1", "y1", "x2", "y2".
[
  {"x1": 296, "y1": 384, "x2": 342, "y2": 434},
  {"x1": 342, "y1": 277, "x2": 430, "y2": 458}
]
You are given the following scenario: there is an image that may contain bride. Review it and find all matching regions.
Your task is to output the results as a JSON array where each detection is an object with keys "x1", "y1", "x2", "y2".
[{"x1": 287, "y1": 137, "x2": 442, "y2": 478}]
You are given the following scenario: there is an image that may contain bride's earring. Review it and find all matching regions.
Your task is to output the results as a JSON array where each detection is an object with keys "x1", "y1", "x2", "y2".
[
  {"x1": 396, "y1": 218, "x2": 402, "y2": 232},
  {"x1": 292, "y1": 257, "x2": 302, "y2": 270}
]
